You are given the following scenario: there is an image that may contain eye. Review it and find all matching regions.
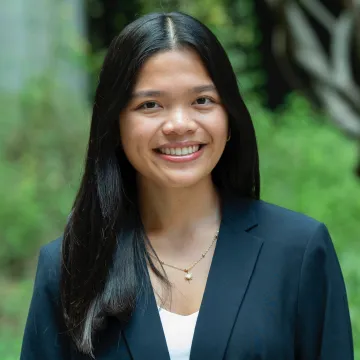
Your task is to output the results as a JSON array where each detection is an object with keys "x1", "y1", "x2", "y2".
[
  {"x1": 137, "y1": 101, "x2": 160, "y2": 110},
  {"x1": 194, "y1": 97, "x2": 214, "y2": 105}
]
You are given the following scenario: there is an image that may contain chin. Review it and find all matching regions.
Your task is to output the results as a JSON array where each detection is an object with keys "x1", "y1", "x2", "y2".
[{"x1": 158, "y1": 171, "x2": 211, "y2": 189}]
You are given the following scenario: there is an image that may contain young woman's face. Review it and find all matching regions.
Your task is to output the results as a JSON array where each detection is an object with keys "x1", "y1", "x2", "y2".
[{"x1": 119, "y1": 48, "x2": 228, "y2": 189}]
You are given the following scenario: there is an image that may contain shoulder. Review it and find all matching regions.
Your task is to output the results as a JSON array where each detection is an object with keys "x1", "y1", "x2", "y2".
[
  {"x1": 254, "y1": 199, "x2": 331, "y2": 247},
  {"x1": 41, "y1": 235, "x2": 63, "y2": 263},
  {"x1": 35, "y1": 236, "x2": 63, "y2": 298},
  {"x1": 253, "y1": 199, "x2": 320, "y2": 230},
  {"x1": 231, "y1": 196, "x2": 322, "y2": 230},
  {"x1": 229, "y1": 196, "x2": 327, "y2": 249},
  {"x1": 234, "y1": 199, "x2": 342, "y2": 285}
]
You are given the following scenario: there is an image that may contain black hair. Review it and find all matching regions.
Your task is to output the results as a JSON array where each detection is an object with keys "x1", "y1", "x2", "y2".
[{"x1": 60, "y1": 11, "x2": 260, "y2": 356}]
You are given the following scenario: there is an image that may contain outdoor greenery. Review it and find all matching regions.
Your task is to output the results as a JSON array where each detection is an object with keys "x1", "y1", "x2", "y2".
[{"x1": 0, "y1": 1, "x2": 359, "y2": 359}]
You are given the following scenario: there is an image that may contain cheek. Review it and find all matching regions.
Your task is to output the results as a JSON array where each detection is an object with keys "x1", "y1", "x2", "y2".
[
  {"x1": 206, "y1": 110, "x2": 229, "y2": 143},
  {"x1": 119, "y1": 117, "x2": 152, "y2": 163}
]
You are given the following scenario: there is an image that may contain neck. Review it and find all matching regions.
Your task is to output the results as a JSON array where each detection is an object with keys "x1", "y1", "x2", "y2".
[{"x1": 138, "y1": 176, "x2": 221, "y2": 238}]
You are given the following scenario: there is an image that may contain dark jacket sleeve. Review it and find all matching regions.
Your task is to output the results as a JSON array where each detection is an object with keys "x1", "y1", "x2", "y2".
[
  {"x1": 295, "y1": 223, "x2": 354, "y2": 359},
  {"x1": 20, "y1": 246, "x2": 71, "y2": 359}
]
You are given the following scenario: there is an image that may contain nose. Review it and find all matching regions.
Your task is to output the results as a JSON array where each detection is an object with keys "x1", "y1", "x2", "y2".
[{"x1": 162, "y1": 108, "x2": 197, "y2": 136}]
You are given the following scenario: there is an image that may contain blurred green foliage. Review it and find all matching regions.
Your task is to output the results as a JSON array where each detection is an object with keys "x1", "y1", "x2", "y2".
[
  {"x1": 0, "y1": 0, "x2": 359, "y2": 359},
  {"x1": 0, "y1": 80, "x2": 89, "y2": 275}
]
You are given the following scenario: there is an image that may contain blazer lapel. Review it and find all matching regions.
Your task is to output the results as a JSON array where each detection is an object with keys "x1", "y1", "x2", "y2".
[
  {"x1": 123, "y1": 281, "x2": 170, "y2": 360},
  {"x1": 190, "y1": 196, "x2": 264, "y2": 359},
  {"x1": 122, "y1": 196, "x2": 263, "y2": 360}
]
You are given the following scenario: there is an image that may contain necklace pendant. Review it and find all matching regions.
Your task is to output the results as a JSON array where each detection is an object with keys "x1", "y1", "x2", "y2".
[{"x1": 185, "y1": 272, "x2": 193, "y2": 282}]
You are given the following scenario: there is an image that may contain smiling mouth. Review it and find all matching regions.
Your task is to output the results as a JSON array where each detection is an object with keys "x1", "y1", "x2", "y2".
[{"x1": 154, "y1": 144, "x2": 204, "y2": 156}]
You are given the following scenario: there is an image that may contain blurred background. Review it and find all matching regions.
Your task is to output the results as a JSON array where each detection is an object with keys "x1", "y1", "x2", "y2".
[{"x1": 0, "y1": 0, "x2": 359, "y2": 358}]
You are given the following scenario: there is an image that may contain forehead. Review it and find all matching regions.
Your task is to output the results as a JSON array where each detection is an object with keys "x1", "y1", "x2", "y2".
[{"x1": 133, "y1": 48, "x2": 213, "y2": 89}]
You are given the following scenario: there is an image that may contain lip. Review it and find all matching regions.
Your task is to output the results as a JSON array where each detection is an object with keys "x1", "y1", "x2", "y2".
[
  {"x1": 155, "y1": 141, "x2": 205, "y2": 149},
  {"x1": 155, "y1": 144, "x2": 205, "y2": 163}
]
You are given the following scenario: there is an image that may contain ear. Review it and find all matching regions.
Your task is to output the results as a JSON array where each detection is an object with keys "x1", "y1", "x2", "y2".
[{"x1": 227, "y1": 128, "x2": 231, "y2": 142}]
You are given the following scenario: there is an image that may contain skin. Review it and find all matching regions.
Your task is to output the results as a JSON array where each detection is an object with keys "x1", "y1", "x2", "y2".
[{"x1": 119, "y1": 48, "x2": 229, "y2": 315}]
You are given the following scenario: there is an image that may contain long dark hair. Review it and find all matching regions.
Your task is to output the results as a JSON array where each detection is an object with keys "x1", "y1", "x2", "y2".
[{"x1": 61, "y1": 11, "x2": 260, "y2": 356}]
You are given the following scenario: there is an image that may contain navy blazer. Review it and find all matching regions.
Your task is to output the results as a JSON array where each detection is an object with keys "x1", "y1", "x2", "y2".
[{"x1": 20, "y1": 198, "x2": 354, "y2": 359}]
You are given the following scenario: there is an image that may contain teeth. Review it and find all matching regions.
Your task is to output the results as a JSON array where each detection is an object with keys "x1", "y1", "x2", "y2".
[{"x1": 159, "y1": 145, "x2": 200, "y2": 156}]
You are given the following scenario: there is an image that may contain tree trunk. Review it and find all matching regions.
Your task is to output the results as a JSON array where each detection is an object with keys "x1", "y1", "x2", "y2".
[
  {"x1": 0, "y1": 0, "x2": 88, "y2": 99},
  {"x1": 263, "y1": 0, "x2": 360, "y2": 177}
]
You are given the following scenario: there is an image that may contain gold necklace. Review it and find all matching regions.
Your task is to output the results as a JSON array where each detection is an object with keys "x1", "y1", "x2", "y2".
[{"x1": 159, "y1": 230, "x2": 219, "y2": 283}]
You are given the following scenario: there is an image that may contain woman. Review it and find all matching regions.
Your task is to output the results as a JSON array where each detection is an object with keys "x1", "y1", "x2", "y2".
[{"x1": 21, "y1": 11, "x2": 353, "y2": 360}]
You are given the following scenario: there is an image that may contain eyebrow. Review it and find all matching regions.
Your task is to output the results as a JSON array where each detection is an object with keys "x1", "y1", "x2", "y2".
[{"x1": 131, "y1": 84, "x2": 217, "y2": 99}]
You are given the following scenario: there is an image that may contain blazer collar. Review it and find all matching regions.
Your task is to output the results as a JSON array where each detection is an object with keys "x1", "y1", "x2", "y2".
[{"x1": 123, "y1": 195, "x2": 264, "y2": 360}]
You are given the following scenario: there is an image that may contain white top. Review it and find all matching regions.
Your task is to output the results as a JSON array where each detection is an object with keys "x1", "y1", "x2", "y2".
[{"x1": 159, "y1": 307, "x2": 199, "y2": 360}]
